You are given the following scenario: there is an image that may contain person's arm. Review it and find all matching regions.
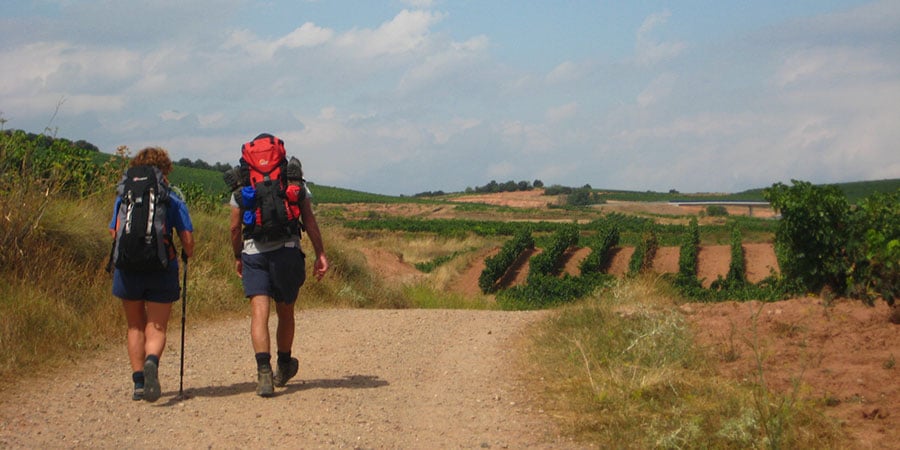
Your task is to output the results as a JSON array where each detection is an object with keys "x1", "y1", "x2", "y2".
[
  {"x1": 299, "y1": 197, "x2": 328, "y2": 280},
  {"x1": 230, "y1": 205, "x2": 244, "y2": 277},
  {"x1": 178, "y1": 230, "x2": 195, "y2": 259},
  {"x1": 172, "y1": 196, "x2": 195, "y2": 259}
]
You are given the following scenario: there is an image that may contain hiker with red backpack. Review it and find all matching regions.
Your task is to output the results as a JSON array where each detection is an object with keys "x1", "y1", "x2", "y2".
[
  {"x1": 108, "y1": 147, "x2": 195, "y2": 402},
  {"x1": 225, "y1": 133, "x2": 329, "y2": 397}
]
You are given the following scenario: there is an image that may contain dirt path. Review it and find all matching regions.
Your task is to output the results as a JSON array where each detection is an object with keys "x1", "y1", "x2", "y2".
[{"x1": 0, "y1": 309, "x2": 583, "y2": 449}]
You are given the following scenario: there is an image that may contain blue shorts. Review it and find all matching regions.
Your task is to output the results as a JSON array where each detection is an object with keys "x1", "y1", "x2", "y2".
[
  {"x1": 112, "y1": 261, "x2": 181, "y2": 303},
  {"x1": 241, "y1": 247, "x2": 306, "y2": 304}
]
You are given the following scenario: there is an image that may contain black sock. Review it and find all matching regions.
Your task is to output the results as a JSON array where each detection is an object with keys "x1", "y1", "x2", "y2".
[
  {"x1": 132, "y1": 371, "x2": 145, "y2": 387},
  {"x1": 255, "y1": 352, "x2": 271, "y2": 370},
  {"x1": 277, "y1": 351, "x2": 292, "y2": 365},
  {"x1": 145, "y1": 354, "x2": 159, "y2": 365}
]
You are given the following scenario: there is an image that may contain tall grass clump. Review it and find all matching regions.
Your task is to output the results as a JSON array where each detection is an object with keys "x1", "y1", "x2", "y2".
[
  {"x1": 523, "y1": 277, "x2": 846, "y2": 449},
  {"x1": 0, "y1": 131, "x2": 125, "y2": 383}
]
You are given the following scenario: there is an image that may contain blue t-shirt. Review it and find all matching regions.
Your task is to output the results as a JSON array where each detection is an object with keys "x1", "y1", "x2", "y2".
[{"x1": 109, "y1": 191, "x2": 194, "y2": 235}]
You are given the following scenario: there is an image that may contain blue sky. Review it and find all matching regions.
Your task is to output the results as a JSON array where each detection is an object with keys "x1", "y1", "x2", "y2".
[{"x1": 2, "y1": 0, "x2": 898, "y2": 195}]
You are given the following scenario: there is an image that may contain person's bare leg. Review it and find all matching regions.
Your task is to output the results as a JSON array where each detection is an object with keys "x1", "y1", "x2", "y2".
[
  {"x1": 274, "y1": 302, "x2": 295, "y2": 353},
  {"x1": 144, "y1": 302, "x2": 172, "y2": 358},
  {"x1": 121, "y1": 300, "x2": 147, "y2": 372},
  {"x1": 250, "y1": 295, "x2": 271, "y2": 353}
]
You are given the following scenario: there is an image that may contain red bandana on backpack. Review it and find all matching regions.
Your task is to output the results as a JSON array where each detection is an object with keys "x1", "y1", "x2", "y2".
[{"x1": 238, "y1": 135, "x2": 303, "y2": 243}]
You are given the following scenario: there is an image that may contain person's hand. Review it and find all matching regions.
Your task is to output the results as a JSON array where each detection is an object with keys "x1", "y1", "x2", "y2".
[
  {"x1": 314, "y1": 254, "x2": 328, "y2": 281},
  {"x1": 235, "y1": 259, "x2": 243, "y2": 278}
]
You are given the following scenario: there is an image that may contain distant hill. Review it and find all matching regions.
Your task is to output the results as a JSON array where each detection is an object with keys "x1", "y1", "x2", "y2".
[
  {"x1": 730, "y1": 178, "x2": 900, "y2": 203},
  {"x1": 83, "y1": 147, "x2": 900, "y2": 205}
]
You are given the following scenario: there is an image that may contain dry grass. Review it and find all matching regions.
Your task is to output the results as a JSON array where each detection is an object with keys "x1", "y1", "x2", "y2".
[
  {"x1": 0, "y1": 187, "x2": 431, "y2": 388},
  {"x1": 522, "y1": 276, "x2": 847, "y2": 449}
]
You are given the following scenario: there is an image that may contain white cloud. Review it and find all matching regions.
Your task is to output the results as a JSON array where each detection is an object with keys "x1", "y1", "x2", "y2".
[
  {"x1": 635, "y1": 10, "x2": 686, "y2": 66},
  {"x1": 428, "y1": 117, "x2": 481, "y2": 145},
  {"x1": 398, "y1": 35, "x2": 488, "y2": 91},
  {"x1": 775, "y1": 46, "x2": 888, "y2": 87},
  {"x1": 546, "y1": 61, "x2": 581, "y2": 84},
  {"x1": 636, "y1": 73, "x2": 676, "y2": 108},
  {"x1": 160, "y1": 110, "x2": 189, "y2": 121},
  {"x1": 401, "y1": 0, "x2": 436, "y2": 8},
  {"x1": 336, "y1": 10, "x2": 444, "y2": 58},
  {"x1": 277, "y1": 22, "x2": 334, "y2": 49},
  {"x1": 545, "y1": 102, "x2": 578, "y2": 123}
]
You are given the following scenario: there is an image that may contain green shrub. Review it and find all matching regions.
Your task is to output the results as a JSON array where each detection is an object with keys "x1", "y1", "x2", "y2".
[
  {"x1": 627, "y1": 226, "x2": 658, "y2": 277},
  {"x1": 846, "y1": 191, "x2": 900, "y2": 305},
  {"x1": 764, "y1": 180, "x2": 899, "y2": 306},
  {"x1": 528, "y1": 225, "x2": 580, "y2": 281},
  {"x1": 478, "y1": 229, "x2": 534, "y2": 293},
  {"x1": 764, "y1": 180, "x2": 851, "y2": 293},
  {"x1": 579, "y1": 225, "x2": 620, "y2": 274},
  {"x1": 497, "y1": 273, "x2": 608, "y2": 310},
  {"x1": 726, "y1": 226, "x2": 747, "y2": 285}
]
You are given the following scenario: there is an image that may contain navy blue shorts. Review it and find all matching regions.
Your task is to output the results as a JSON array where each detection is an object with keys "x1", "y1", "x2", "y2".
[
  {"x1": 112, "y1": 261, "x2": 181, "y2": 303},
  {"x1": 241, "y1": 247, "x2": 306, "y2": 304}
]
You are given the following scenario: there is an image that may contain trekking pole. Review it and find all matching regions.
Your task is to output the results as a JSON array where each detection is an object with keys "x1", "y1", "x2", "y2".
[{"x1": 179, "y1": 249, "x2": 187, "y2": 399}]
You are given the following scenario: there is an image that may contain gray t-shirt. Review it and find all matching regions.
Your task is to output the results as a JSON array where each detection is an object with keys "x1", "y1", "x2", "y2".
[{"x1": 231, "y1": 184, "x2": 311, "y2": 255}]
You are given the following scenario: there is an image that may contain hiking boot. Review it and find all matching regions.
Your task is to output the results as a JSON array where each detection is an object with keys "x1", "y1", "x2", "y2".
[
  {"x1": 143, "y1": 360, "x2": 161, "y2": 403},
  {"x1": 274, "y1": 357, "x2": 299, "y2": 387},
  {"x1": 132, "y1": 385, "x2": 144, "y2": 401},
  {"x1": 256, "y1": 366, "x2": 274, "y2": 397}
]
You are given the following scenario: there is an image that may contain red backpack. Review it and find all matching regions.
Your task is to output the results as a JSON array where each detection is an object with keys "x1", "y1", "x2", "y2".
[{"x1": 238, "y1": 134, "x2": 304, "y2": 242}]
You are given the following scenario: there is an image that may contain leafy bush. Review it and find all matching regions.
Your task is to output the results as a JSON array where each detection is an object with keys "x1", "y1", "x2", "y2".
[
  {"x1": 763, "y1": 180, "x2": 898, "y2": 306},
  {"x1": 478, "y1": 229, "x2": 534, "y2": 294},
  {"x1": 706, "y1": 205, "x2": 729, "y2": 216},
  {"x1": 764, "y1": 180, "x2": 851, "y2": 293},
  {"x1": 674, "y1": 218, "x2": 702, "y2": 291},
  {"x1": 579, "y1": 225, "x2": 620, "y2": 274},
  {"x1": 726, "y1": 226, "x2": 747, "y2": 285},
  {"x1": 528, "y1": 225, "x2": 580, "y2": 281},
  {"x1": 627, "y1": 226, "x2": 658, "y2": 277},
  {"x1": 846, "y1": 190, "x2": 900, "y2": 305},
  {"x1": 497, "y1": 273, "x2": 608, "y2": 310}
]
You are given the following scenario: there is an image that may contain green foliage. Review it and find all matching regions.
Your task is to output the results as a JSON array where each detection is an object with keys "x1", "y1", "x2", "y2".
[
  {"x1": 174, "y1": 181, "x2": 225, "y2": 213},
  {"x1": 834, "y1": 178, "x2": 900, "y2": 203},
  {"x1": 0, "y1": 129, "x2": 99, "y2": 198},
  {"x1": 413, "y1": 248, "x2": 475, "y2": 273},
  {"x1": 763, "y1": 180, "x2": 900, "y2": 305},
  {"x1": 706, "y1": 205, "x2": 729, "y2": 216},
  {"x1": 579, "y1": 225, "x2": 620, "y2": 274},
  {"x1": 675, "y1": 218, "x2": 702, "y2": 291},
  {"x1": 309, "y1": 183, "x2": 414, "y2": 204},
  {"x1": 565, "y1": 188, "x2": 604, "y2": 206},
  {"x1": 672, "y1": 220, "x2": 786, "y2": 302},
  {"x1": 627, "y1": 226, "x2": 658, "y2": 277},
  {"x1": 528, "y1": 225, "x2": 580, "y2": 281},
  {"x1": 479, "y1": 229, "x2": 535, "y2": 294},
  {"x1": 726, "y1": 226, "x2": 747, "y2": 285},
  {"x1": 764, "y1": 180, "x2": 851, "y2": 294},
  {"x1": 346, "y1": 217, "x2": 563, "y2": 238},
  {"x1": 497, "y1": 273, "x2": 609, "y2": 310},
  {"x1": 466, "y1": 179, "x2": 534, "y2": 194},
  {"x1": 168, "y1": 163, "x2": 231, "y2": 200},
  {"x1": 846, "y1": 191, "x2": 900, "y2": 305}
]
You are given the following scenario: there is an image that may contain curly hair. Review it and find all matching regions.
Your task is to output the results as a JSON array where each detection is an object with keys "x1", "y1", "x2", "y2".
[{"x1": 130, "y1": 147, "x2": 173, "y2": 176}]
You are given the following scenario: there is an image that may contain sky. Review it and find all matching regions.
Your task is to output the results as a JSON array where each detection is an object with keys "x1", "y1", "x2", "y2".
[{"x1": 2, "y1": 0, "x2": 899, "y2": 196}]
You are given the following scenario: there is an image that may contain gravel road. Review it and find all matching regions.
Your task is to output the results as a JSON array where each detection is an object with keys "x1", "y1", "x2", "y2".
[{"x1": 1, "y1": 309, "x2": 586, "y2": 449}]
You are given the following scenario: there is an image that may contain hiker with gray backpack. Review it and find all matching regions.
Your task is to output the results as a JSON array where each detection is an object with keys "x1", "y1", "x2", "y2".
[
  {"x1": 224, "y1": 133, "x2": 328, "y2": 397},
  {"x1": 108, "y1": 147, "x2": 195, "y2": 402}
]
